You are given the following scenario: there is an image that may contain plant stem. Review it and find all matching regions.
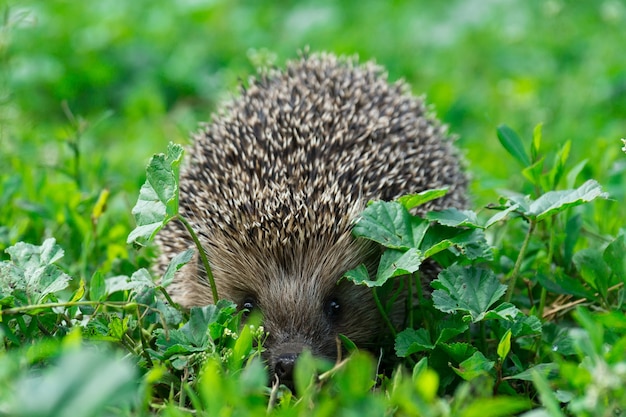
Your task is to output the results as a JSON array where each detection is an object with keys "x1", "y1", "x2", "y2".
[
  {"x1": 176, "y1": 214, "x2": 219, "y2": 303},
  {"x1": 373, "y1": 288, "x2": 396, "y2": 338},
  {"x1": 505, "y1": 219, "x2": 536, "y2": 302}
]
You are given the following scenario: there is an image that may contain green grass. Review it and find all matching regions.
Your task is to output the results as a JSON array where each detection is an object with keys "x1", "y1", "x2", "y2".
[{"x1": 1, "y1": 1, "x2": 625, "y2": 416}]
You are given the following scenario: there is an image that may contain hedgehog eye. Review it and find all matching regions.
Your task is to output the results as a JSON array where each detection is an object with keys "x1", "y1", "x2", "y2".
[
  {"x1": 240, "y1": 297, "x2": 257, "y2": 318},
  {"x1": 324, "y1": 297, "x2": 342, "y2": 322}
]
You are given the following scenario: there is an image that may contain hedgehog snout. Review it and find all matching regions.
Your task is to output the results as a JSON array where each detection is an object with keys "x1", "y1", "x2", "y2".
[{"x1": 270, "y1": 341, "x2": 306, "y2": 387}]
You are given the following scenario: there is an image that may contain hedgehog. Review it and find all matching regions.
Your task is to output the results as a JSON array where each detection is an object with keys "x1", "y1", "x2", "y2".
[{"x1": 156, "y1": 52, "x2": 468, "y2": 385}]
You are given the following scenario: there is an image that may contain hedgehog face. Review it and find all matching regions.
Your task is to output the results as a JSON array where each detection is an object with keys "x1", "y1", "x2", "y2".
[
  {"x1": 236, "y1": 269, "x2": 379, "y2": 385},
  {"x1": 208, "y1": 235, "x2": 382, "y2": 387}
]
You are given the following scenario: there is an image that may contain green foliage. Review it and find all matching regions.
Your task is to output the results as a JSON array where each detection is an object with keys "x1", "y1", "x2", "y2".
[{"x1": 1, "y1": 1, "x2": 626, "y2": 415}]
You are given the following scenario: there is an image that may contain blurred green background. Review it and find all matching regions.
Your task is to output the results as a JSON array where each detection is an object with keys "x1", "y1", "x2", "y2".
[{"x1": 1, "y1": 0, "x2": 625, "y2": 274}]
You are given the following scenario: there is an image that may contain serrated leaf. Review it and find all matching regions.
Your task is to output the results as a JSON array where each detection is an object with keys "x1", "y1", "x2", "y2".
[
  {"x1": 422, "y1": 226, "x2": 492, "y2": 261},
  {"x1": 161, "y1": 248, "x2": 194, "y2": 287},
  {"x1": 106, "y1": 269, "x2": 155, "y2": 295},
  {"x1": 127, "y1": 143, "x2": 184, "y2": 245},
  {"x1": 484, "y1": 203, "x2": 520, "y2": 228},
  {"x1": 432, "y1": 265, "x2": 506, "y2": 322},
  {"x1": 108, "y1": 316, "x2": 129, "y2": 341},
  {"x1": 376, "y1": 248, "x2": 424, "y2": 284},
  {"x1": 156, "y1": 304, "x2": 227, "y2": 355},
  {"x1": 343, "y1": 264, "x2": 375, "y2": 287},
  {"x1": 397, "y1": 188, "x2": 448, "y2": 211},
  {"x1": 483, "y1": 302, "x2": 521, "y2": 321},
  {"x1": 0, "y1": 238, "x2": 72, "y2": 304},
  {"x1": 395, "y1": 328, "x2": 434, "y2": 357},
  {"x1": 352, "y1": 201, "x2": 429, "y2": 249},
  {"x1": 528, "y1": 179, "x2": 608, "y2": 221},
  {"x1": 499, "y1": 191, "x2": 532, "y2": 213},
  {"x1": 434, "y1": 317, "x2": 469, "y2": 345},
  {"x1": 438, "y1": 342, "x2": 477, "y2": 364},
  {"x1": 426, "y1": 208, "x2": 482, "y2": 228},
  {"x1": 453, "y1": 351, "x2": 495, "y2": 380},
  {"x1": 497, "y1": 124, "x2": 530, "y2": 167}
]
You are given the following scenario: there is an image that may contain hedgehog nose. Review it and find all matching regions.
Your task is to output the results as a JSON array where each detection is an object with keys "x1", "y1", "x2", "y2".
[{"x1": 275, "y1": 352, "x2": 298, "y2": 382}]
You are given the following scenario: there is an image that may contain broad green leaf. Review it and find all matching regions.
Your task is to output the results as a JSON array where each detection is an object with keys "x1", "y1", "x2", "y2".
[
  {"x1": 161, "y1": 248, "x2": 195, "y2": 287},
  {"x1": 230, "y1": 322, "x2": 253, "y2": 369},
  {"x1": 89, "y1": 270, "x2": 106, "y2": 301},
  {"x1": 293, "y1": 350, "x2": 318, "y2": 395},
  {"x1": 422, "y1": 227, "x2": 492, "y2": 261},
  {"x1": 106, "y1": 269, "x2": 155, "y2": 295},
  {"x1": 508, "y1": 363, "x2": 558, "y2": 381},
  {"x1": 9, "y1": 349, "x2": 137, "y2": 417},
  {"x1": 499, "y1": 191, "x2": 532, "y2": 214},
  {"x1": 528, "y1": 179, "x2": 608, "y2": 221},
  {"x1": 343, "y1": 264, "x2": 375, "y2": 286},
  {"x1": 207, "y1": 299, "x2": 238, "y2": 340},
  {"x1": 413, "y1": 367, "x2": 439, "y2": 402},
  {"x1": 563, "y1": 214, "x2": 582, "y2": 267},
  {"x1": 573, "y1": 248, "x2": 610, "y2": 299},
  {"x1": 0, "y1": 238, "x2": 72, "y2": 304},
  {"x1": 453, "y1": 351, "x2": 494, "y2": 380},
  {"x1": 333, "y1": 352, "x2": 377, "y2": 396},
  {"x1": 376, "y1": 248, "x2": 424, "y2": 284},
  {"x1": 156, "y1": 304, "x2": 229, "y2": 356},
  {"x1": 438, "y1": 342, "x2": 477, "y2": 364},
  {"x1": 395, "y1": 328, "x2": 434, "y2": 357},
  {"x1": 497, "y1": 124, "x2": 530, "y2": 167},
  {"x1": 565, "y1": 159, "x2": 588, "y2": 189},
  {"x1": 521, "y1": 158, "x2": 544, "y2": 186},
  {"x1": 127, "y1": 143, "x2": 184, "y2": 245},
  {"x1": 426, "y1": 208, "x2": 482, "y2": 228},
  {"x1": 432, "y1": 265, "x2": 506, "y2": 322},
  {"x1": 549, "y1": 140, "x2": 571, "y2": 190},
  {"x1": 434, "y1": 317, "x2": 469, "y2": 345},
  {"x1": 484, "y1": 203, "x2": 520, "y2": 228},
  {"x1": 352, "y1": 201, "x2": 429, "y2": 249},
  {"x1": 483, "y1": 302, "x2": 521, "y2": 321},
  {"x1": 397, "y1": 188, "x2": 448, "y2": 211},
  {"x1": 603, "y1": 234, "x2": 626, "y2": 280},
  {"x1": 485, "y1": 303, "x2": 542, "y2": 338},
  {"x1": 108, "y1": 316, "x2": 129, "y2": 341},
  {"x1": 535, "y1": 272, "x2": 596, "y2": 300},
  {"x1": 461, "y1": 397, "x2": 532, "y2": 417}
]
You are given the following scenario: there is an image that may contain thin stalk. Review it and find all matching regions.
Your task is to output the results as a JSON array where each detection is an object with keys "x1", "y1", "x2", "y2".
[
  {"x1": 373, "y1": 288, "x2": 396, "y2": 338},
  {"x1": 505, "y1": 219, "x2": 536, "y2": 302},
  {"x1": 413, "y1": 271, "x2": 431, "y2": 334},
  {"x1": 177, "y1": 214, "x2": 219, "y2": 303},
  {"x1": 407, "y1": 274, "x2": 414, "y2": 330}
]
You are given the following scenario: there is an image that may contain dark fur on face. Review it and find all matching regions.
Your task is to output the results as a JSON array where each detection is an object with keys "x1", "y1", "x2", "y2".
[{"x1": 156, "y1": 52, "x2": 467, "y2": 384}]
